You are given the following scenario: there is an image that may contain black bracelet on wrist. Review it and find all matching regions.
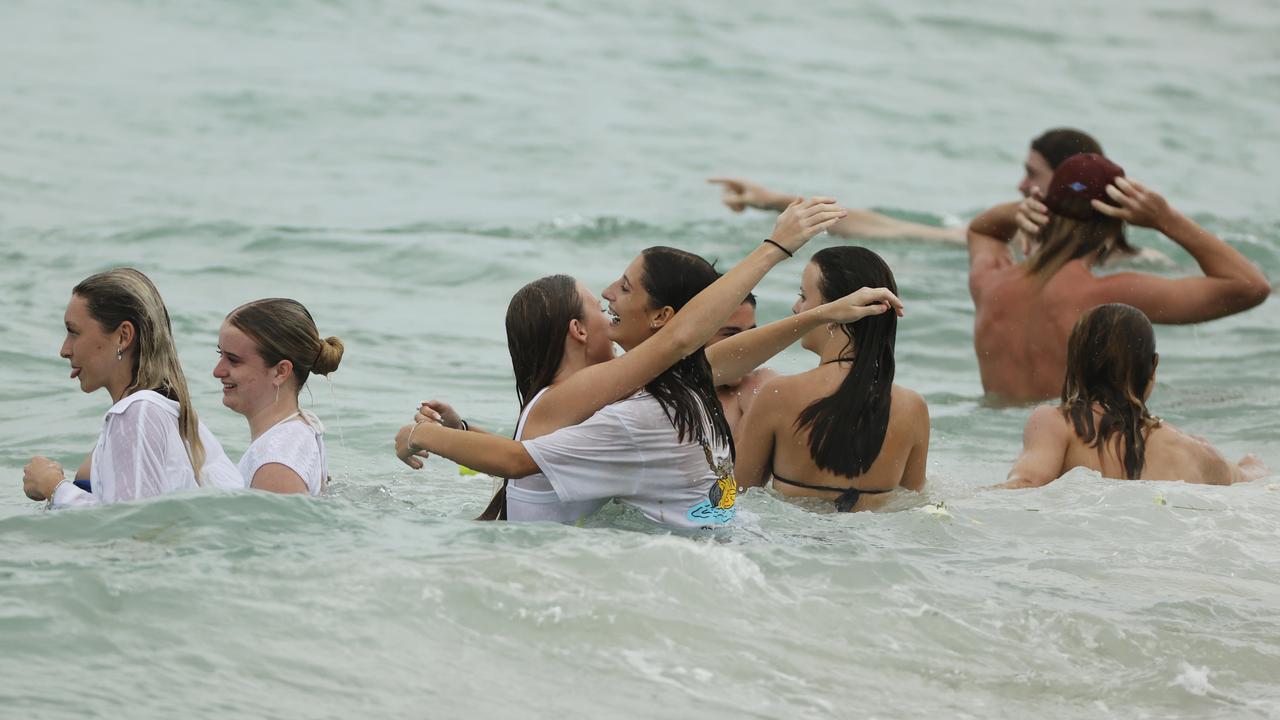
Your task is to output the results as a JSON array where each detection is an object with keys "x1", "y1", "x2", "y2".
[
  {"x1": 763, "y1": 238, "x2": 794, "y2": 258},
  {"x1": 459, "y1": 418, "x2": 469, "y2": 432}
]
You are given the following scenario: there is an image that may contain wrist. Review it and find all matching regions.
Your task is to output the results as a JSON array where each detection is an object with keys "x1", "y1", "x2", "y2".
[{"x1": 762, "y1": 238, "x2": 794, "y2": 259}]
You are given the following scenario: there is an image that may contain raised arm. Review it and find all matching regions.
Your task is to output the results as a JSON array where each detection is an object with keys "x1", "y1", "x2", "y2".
[
  {"x1": 709, "y1": 177, "x2": 963, "y2": 241},
  {"x1": 706, "y1": 286, "x2": 904, "y2": 386},
  {"x1": 966, "y1": 201, "x2": 1021, "y2": 286},
  {"x1": 998, "y1": 405, "x2": 1070, "y2": 489},
  {"x1": 539, "y1": 198, "x2": 846, "y2": 430},
  {"x1": 1092, "y1": 178, "x2": 1270, "y2": 323}
]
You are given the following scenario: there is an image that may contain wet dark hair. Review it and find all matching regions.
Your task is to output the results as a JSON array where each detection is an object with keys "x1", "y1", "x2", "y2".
[
  {"x1": 743, "y1": 292, "x2": 757, "y2": 308},
  {"x1": 1060, "y1": 304, "x2": 1160, "y2": 479},
  {"x1": 1030, "y1": 128, "x2": 1104, "y2": 169},
  {"x1": 504, "y1": 274, "x2": 584, "y2": 409},
  {"x1": 795, "y1": 247, "x2": 898, "y2": 477},
  {"x1": 638, "y1": 247, "x2": 734, "y2": 457}
]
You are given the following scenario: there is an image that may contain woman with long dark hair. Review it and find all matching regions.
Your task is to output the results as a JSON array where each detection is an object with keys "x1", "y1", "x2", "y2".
[
  {"x1": 733, "y1": 246, "x2": 928, "y2": 512},
  {"x1": 394, "y1": 199, "x2": 903, "y2": 528},
  {"x1": 1001, "y1": 304, "x2": 1268, "y2": 487}
]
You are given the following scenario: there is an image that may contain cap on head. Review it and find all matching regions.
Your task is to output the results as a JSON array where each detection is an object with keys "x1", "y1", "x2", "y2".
[{"x1": 1043, "y1": 153, "x2": 1126, "y2": 221}]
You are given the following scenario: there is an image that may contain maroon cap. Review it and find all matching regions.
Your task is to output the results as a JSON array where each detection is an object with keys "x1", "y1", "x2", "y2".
[{"x1": 1043, "y1": 153, "x2": 1125, "y2": 221}]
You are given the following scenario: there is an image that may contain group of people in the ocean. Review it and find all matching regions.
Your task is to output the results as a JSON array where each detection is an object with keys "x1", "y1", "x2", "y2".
[{"x1": 21, "y1": 127, "x2": 1273, "y2": 527}]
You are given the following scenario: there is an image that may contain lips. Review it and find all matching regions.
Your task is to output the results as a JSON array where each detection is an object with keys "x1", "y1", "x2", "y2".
[
  {"x1": 221, "y1": 383, "x2": 237, "y2": 393},
  {"x1": 70, "y1": 367, "x2": 81, "y2": 379},
  {"x1": 606, "y1": 307, "x2": 621, "y2": 326}
]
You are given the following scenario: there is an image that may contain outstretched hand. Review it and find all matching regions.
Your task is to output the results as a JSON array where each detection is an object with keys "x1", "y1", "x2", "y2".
[
  {"x1": 1091, "y1": 177, "x2": 1172, "y2": 230},
  {"x1": 396, "y1": 420, "x2": 439, "y2": 470},
  {"x1": 820, "y1": 287, "x2": 905, "y2": 324},
  {"x1": 769, "y1": 197, "x2": 847, "y2": 255},
  {"x1": 416, "y1": 399, "x2": 463, "y2": 429},
  {"x1": 707, "y1": 177, "x2": 792, "y2": 212}
]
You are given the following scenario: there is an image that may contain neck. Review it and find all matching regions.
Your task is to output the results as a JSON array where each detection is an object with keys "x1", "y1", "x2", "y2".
[
  {"x1": 550, "y1": 345, "x2": 592, "y2": 387},
  {"x1": 106, "y1": 367, "x2": 135, "y2": 403},
  {"x1": 247, "y1": 392, "x2": 300, "y2": 440},
  {"x1": 815, "y1": 334, "x2": 853, "y2": 366}
]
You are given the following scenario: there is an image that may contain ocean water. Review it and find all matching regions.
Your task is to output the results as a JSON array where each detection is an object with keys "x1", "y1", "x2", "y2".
[{"x1": 2, "y1": 1, "x2": 1279, "y2": 718}]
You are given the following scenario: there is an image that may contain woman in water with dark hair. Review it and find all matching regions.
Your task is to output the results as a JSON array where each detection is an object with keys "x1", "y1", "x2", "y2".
[
  {"x1": 395, "y1": 199, "x2": 904, "y2": 527},
  {"x1": 1001, "y1": 304, "x2": 1269, "y2": 488},
  {"x1": 733, "y1": 246, "x2": 928, "y2": 511}
]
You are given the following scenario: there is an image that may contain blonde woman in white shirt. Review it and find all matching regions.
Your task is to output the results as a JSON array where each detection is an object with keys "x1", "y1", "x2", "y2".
[
  {"x1": 22, "y1": 268, "x2": 242, "y2": 507},
  {"x1": 214, "y1": 298, "x2": 343, "y2": 495}
]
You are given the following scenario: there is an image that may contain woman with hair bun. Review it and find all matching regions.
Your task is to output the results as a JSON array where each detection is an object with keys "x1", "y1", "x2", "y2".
[
  {"x1": 733, "y1": 247, "x2": 927, "y2": 511},
  {"x1": 22, "y1": 268, "x2": 242, "y2": 506},
  {"x1": 214, "y1": 298, "x2": 344, "y2": 495},
  {"x1": 1001, "y1": 303, "x2": 1269, "y2": 488}
]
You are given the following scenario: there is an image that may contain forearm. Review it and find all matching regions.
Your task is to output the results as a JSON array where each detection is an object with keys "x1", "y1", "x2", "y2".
[
  {"x1": 709, "y1": 307, "x2": 824, "y2": 385},
  {"x1": 666, "y1": 243, "x2": 790, "y2": 355},
  {"x1": 829, "y1": 209, "x2": 964, "y2": 242},
  {"x1": 967, "y1": 202, "x2": 1020, "y2": 242},
  {"x1": 409, "y1": 423, "x2": 538, "y2": 478},
  {"x1": 1163, "y1": 211, "x2": 1269, "y2": 283}
]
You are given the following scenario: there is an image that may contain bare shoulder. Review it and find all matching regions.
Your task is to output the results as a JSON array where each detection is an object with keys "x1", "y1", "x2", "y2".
[
  {"x1": 1153, "y1": 423, "x2": 1236, "y2": 485},
  {"x1": 1024, "y1": 404, "x2": 1072, "y2": 438},
  {"x1": 737, "y1": 366, "x2": 781, "y2": 396}
]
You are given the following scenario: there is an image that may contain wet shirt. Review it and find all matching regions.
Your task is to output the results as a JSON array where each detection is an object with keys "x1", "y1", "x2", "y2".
[{"x1": 522, "y1": 391, "x2": 736, "y2": 530}]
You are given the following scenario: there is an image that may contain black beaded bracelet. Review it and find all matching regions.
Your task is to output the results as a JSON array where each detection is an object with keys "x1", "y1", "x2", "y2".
[{"x1": 763, "y1": 238, "x2": 793, "y2": 258}]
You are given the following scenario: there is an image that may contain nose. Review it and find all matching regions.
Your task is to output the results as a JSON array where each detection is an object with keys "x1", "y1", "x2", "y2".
[
  {"x1": 791, "y1": 297, "x2": 802, "y2": 315},
  {"x1": 601, "y1": 286, "x2": 616, "y2": 302},
  {"x1": 1017, "y1": 177, "x2": 1031, "y2": 198},
  {"x1": 212, "y1": 358, "x2": 228, "y2": 378},
  {"x1": 59, "y1": 336, "x2": 72, "y2": 359}
]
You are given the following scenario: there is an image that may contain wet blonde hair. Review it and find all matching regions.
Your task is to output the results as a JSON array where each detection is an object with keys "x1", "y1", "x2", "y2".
[
  {"x1": 73, "y1": 268, "x2": 206, "y2": 482},
  {"x1": 225, "y1": 298, "x2": 343, "y2": 392}
]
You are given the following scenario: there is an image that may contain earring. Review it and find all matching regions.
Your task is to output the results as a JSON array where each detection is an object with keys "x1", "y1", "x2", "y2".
[
  {"x1": 827, "y1": 324, "x2": 835, "y2": 338},
  {"x1": 116, "y1": 347, "x2": 123, "y2": 361}
]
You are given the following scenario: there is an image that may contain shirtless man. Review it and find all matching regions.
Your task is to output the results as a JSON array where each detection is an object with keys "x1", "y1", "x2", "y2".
[
  {"x1": 705, "y1": 293, "x2": 779, "y2": 437},
  {"x1": 709, "y1": 128, "x2": 1103, "y2": 241},
  {"x1": 968, "y1": 153, "x2": 1270, "y2": 402}
]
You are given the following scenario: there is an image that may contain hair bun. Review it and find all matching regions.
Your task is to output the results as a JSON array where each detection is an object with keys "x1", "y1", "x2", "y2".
[{"x1": 312, "y1": 336, "x2": 345, "y2": 376}]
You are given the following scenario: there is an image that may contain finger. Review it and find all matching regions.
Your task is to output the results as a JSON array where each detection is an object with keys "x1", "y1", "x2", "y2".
[
  {"x1": 729, "y1": 202, "x2": 746, "y2": 213},
  {"x1": 1104, "y1": 183, "x2": 1140, "y2": 209},
  {"x1": 1090, "y1": 199, "x2": 1126, "y2": 218},
  {"x1": 1028, "y1": 198, "x2": 1049, "y2": 214},
  {"x1": 805, "y1": 209, "x2": 848, "y2": 226},
  {"x1": 864, "y1": 288, "x2": 904, "y2": 312},
  {"x1": 706, "y1": 177, "x2": 742, "y2": 188},
  {"x1": 1017, "y1": 218, "x2": 1039, "y2": 236},
  {"x1": 410, "y1": 457, "x2": 423, "y2": 470},
  {"x1": 801, "y1": 196, "x2": 836, "y2": 208},
  {"x1": 1031, "y1": 186, "x2": 1044, "y2": 200},
  {"x1": 414, "y1": 449, "x2": 430, "y2": 459},
  {"x1": 809, "y1": 216, "x2": 843, "y2": 235}
]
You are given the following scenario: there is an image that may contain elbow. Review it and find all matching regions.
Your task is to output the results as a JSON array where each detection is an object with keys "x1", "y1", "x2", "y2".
[
  {"x1": 500, "y1": 446, "x2": 540, "y2": 479},
  {"x1": 1243, "y1": 276, "x2": 1272, "y2": 309},
  {"x1": 668, "y1": 325, "x2": 705, "y2": 360}
]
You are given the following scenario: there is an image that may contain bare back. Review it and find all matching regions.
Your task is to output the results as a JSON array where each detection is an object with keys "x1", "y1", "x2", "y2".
[
  {"x1": 717, "y1": 367, "x2": 779, "y2": 438},
  {"x1": 972, "y1": 260, "x2": 1105, "y2": 401},
  {"x1": 1007, "y1": 404, "x2": 1265, "y2": 487},
  {"x1": 741, "y1": 367, "x2": 929, "y2": 510}
]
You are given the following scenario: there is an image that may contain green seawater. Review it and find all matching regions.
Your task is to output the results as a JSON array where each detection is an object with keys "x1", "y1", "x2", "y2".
[{"x1": 1, "y1": 1, "x2": 1278, "y2": 718}]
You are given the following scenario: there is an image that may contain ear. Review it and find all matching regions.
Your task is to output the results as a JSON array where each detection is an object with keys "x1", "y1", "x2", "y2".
[
  {"x1": 649, "y1": 305, "x2": 676, "y2": 331},
  {"x1": 272, "y1": 359, "x2": 294, "y2": 387},
  {"x1": 567, "y1": 318, "x2": 588, "y2": 346},
  {"x1": 1151, "y1": 352, "x2": 1159, "y2": 375},
  {"x1": 116, "y1": 320, "x2": 136, "y2": 352}
]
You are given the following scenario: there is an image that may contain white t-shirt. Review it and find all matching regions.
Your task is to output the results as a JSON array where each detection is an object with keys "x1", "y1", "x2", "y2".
[
  {"x1": 506, "y1": 387, "x2": 607, "y2": 523},
  {"x1": 238, "y1": 411, "x2": 328, "y2": 496},
  {"x1": 522, "y1": 391, "x2": 736, "y2": 530},
  {"x1": 50, "y1": 390, "x2": 243, "y2": 508}
]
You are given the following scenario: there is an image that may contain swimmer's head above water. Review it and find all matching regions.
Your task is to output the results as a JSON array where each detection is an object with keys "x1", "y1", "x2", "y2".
[
  {"x1": 1021, "y1": 127, "x2": 1104, "y2": 198},
  {"x1": 216, "y1": 299, "x2": 344, "y2": 418},
  {"x1": 505, "y1": 274, "x2": 612, "y2": 408},
  {"x1": 1060, "y1": 303, "x2": 1160, "y2": 479},
  {"x1": 794, "y1": 246, "x2": 899, "y2": 477},
  {"x1": 1025, "y1": 153, "x2": 1135, "y2": 278}
]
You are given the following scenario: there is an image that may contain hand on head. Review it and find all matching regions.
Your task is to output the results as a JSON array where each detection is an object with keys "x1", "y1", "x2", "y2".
[
  {"x1": 770, "y1": 197, "x2": 848, "y2": 254},
  {"x1": 821, "y1": 287, "x2": 905, "y2": 324},
  {"x1": 1016, "y1": 186, "x2": 1050, "y2": 256},
  {"x1": 1091, "y1": 177, "x2": 1171, "y2": 230}
]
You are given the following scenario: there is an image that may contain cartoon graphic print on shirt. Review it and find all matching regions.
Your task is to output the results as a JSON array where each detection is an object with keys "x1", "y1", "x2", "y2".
[{"x1": 686, "y1": 442, "x2": 736, "y2": 525}]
